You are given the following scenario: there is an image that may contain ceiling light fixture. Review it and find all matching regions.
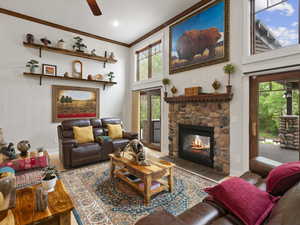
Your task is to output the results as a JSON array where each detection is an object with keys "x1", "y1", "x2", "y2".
[{"x1": 112, "y1": 20, "x2": 119, "y2": 27}]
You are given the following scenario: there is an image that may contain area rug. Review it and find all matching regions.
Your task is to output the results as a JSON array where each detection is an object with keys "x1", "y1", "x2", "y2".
[{"x1": 60, "y1": 162, "x2": 216, "y2": 225}]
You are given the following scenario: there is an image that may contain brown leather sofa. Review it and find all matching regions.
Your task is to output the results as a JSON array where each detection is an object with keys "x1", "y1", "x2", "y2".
[
  {"x1": 57, "y1": 118, "x2": 138, "y2": 169},
  {"x1": 101, "y1": 118, "x2": 138, "y2": 150},
  {"x1": 135, "y1": 157, "x2": 300, "y2": 225}
]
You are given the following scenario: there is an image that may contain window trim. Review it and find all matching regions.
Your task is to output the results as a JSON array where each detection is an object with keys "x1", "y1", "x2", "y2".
[{"x1": 136, "y1": 40, "x2": 162, "y2": 82}]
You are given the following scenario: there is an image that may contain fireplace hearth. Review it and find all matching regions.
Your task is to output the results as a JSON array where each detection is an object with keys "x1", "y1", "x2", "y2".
[{"x1": 179, "y1": 124, "x2": 214, "y2": 168}]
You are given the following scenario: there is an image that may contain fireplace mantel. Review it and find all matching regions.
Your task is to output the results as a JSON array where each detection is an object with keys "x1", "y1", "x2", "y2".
[{"x1": 164, "y1": 93, "x2": 233, "y2": 104}]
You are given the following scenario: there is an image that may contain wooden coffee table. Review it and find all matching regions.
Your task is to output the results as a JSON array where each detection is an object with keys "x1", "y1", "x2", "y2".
[
  {"x1": 109, "y1": 154, "x2": 175, "y2": 204},
  {"x1": 11, "y1": 180, "x2": 74, "y2": 225}
]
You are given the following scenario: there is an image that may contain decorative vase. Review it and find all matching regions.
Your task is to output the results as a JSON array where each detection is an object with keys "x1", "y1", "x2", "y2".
[
  {"x1": 0, "y1": 129, "x2": 6, "y2": 149},
  {"x1": 57, "y1": 39, "x2": 65, "y2": 49},
  {"x1": 42, "y1": 176, "x2": 57, "y2": 193},
  {"x1": 226, "y1": 85, "x2": 232, "y2": 94},
  {"x1": 212, "y1": 80, "x2": 221, "y2": 94},
  {"x1": 35, "y1": 187, "x2": 48, "y2": 211},
  {"x1": 171, "y1": 86, "x2": 178, "y2": 96},
  {"x1": 0, "y1": 172, "x2": 16, "y2": 212},
  {"x1": 30, "y1": 67, "x2": 37, "y2": 74},
  {"x1": 17, "y1": 140, "x2": 31, "y2": 157},
  {"x1": 26, "y1": 34, "x2": 34, "y2": 44}
]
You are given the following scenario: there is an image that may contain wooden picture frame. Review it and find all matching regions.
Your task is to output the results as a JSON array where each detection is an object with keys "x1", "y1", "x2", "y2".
[
  {"x1": 52, "y1": 85, "x2": 99, "y2": 123},
  {"x1": 169, "y1": 0, "x2": 229, "y2": 74},
  {"x1": 42, "y1": 64, "x2": 57, "y2": 76}
]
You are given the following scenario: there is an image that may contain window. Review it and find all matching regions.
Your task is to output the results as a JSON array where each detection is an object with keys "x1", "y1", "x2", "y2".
[
  {"x1": 136, "y1": 40, "x2": 163, "y2": 81},
  {"x1": 251, "y1": 0, "x2": 299, "y2": 54}
]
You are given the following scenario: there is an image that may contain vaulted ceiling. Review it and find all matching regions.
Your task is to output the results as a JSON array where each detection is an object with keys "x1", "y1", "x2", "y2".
[{"x1": 0, "y1": 0, "x2": 200, "y2": 44}]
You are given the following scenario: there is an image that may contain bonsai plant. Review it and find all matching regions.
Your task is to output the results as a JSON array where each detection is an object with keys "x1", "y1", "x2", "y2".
[
  {"x1": 162, "y1": 78, "x2": 171, "y2": 98},
  {"x1": 223, "y1": 64, "x2": 236, "y2": 93},
  {"x1": 73, "y1": 36, "x2": 87, "y2": 52},
  {"x1": 26, "y1": 60, "x2": 39, "y2": 73},
  {"x1": 41, "y1": 166, "x2": 59, "y2": 192}
]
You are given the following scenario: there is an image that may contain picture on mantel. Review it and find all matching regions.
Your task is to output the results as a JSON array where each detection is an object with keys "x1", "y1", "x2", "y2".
[
  {"x1": 169, "y1": 0, "x2": 229, "y2": 74},
  {"x1": 52, "y1": 85, "x2": 99, "y2": 122}
]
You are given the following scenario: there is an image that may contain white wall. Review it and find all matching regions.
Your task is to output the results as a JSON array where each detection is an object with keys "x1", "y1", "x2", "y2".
[
  {"x1": 128, "y1": 0, "x2": 300, "y2": 176},
  {"x1": 0, "y1": 14, "x2": 130, "y2": 153}
]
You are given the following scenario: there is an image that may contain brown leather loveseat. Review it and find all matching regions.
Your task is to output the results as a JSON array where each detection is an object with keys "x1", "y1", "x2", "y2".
[
  {"x1": 135, "y1": 157, "x2": 300, "y2": 225},
  {"x1": 57, "y1": 118, "x2": 138, "y2": 169}
]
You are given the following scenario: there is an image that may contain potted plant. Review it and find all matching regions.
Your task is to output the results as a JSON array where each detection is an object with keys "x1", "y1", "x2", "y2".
[
  {"x1": 162, "y1": 78, "x2": 171, "y2": 98},
  {"x1": 107, "y1": 72, "x2": 115, "y2": 82},
  {"x1": 41, "y1": 166, "x2": 59, "y2": 192},
  {"x1": 223, "y1": 64, "x2": 236, "y2": 93},
  {"x1": 26, "y1": 60, "x2": 39, "y2": 73},
  {"x1": 73, "y1": 36, "x2": 87, "y2": 52}
]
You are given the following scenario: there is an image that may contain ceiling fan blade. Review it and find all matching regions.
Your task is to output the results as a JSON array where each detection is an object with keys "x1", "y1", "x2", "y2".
[{"x1": 86, "y1": 0, "x2": 102, "y2": 16}]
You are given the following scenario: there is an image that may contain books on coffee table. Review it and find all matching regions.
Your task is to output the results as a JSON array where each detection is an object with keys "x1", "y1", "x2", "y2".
[{"x1": 139, "y1": 181, "x2": 160, "y2": 190}]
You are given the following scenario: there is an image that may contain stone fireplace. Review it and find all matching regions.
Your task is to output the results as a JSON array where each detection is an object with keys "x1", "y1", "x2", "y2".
[{"x1": 166, "y1": 94, "x2": 232, "y2": 175}]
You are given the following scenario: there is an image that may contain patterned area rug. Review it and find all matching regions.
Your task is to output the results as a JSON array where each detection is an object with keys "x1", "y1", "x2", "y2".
[{"x1": 60, "y1": 162, "x2": 216, "y2": 225}]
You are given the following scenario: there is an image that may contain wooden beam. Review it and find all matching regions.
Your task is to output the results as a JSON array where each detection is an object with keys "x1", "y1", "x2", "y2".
[
  {"x1": 0, "y1": 8, "x2": 130, "y2": 48},
  {"x1": 129, "y1": 0, "x2": 214, "y2": 47}
]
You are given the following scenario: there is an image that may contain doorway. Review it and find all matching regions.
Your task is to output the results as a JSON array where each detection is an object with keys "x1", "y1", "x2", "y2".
[
  {"x1": 140, "y1": 89, "x2": 161, "y2": 151},
  {"x1": 250, "y1": 71, "x2": 300, "y2": 163}
]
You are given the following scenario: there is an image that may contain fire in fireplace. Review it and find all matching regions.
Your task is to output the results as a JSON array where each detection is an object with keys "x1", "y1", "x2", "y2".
[
  {"x1": 191, "y1": 136, "x2": 210, "y2": 151},
  {"x1": 179, "y1": 124, "x2": 214, "y2": 168}
]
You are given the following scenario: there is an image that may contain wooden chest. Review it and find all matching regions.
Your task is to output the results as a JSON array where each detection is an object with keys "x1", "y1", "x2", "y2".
[{"x1": 184, "y1": 87, "x2": 202, "y2": 96}]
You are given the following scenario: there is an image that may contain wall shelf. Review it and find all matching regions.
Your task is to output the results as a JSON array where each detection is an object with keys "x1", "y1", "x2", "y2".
[
  {"x1": 23, "y1": 42, "x2": 117, "y2": 65},
  {"x1": 164, "y1": 93, "x2": 233, "y2": 103},
  {"x1": 23, "y1": 72, "x2": 117, "y2": 90}
]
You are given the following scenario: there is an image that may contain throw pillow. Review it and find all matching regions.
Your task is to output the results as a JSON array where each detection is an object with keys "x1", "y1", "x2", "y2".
[
  {"x1": 73, "y1": 126, "x2": 94, "y2": 144},
  {"x1": 107, "y1": 124, "x2": 123, "y2": 139},
  {"x1": 205, "y1": 177, "x2": 279, "y2": 225},
  {"x1": 95, "y1": 136, "x2": 111, "y2": 144},
  {"x1": 266, "y1": 161, "x2": 300, "y2": 196}
]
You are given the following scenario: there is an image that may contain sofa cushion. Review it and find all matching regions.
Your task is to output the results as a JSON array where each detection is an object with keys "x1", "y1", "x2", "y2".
[
  {"x1": 72, "y1": 143, "x2": 101, "y2": 159},
  {"x1": 101, "y1": 118, "x2": 122, "y2": 127},
  {"x1": 107, "y1": 124, "x2": 123, "y2": 139},
  {"x1": 265, "y1": 182, "x2": 300, "y2": 225},
  {"x1": 112, "y1": 139, "x2": 129, "y2": 150},
  {"x1": 73, "y1": 126, "x2": 94, "y2": 144},
  {"x1": 178, "y1": 202, "x2": 223, "y2": 225},
  {"x1": 205, "y1": 177, "x2": 278, "y2": 225},
  {"x1": 62, "y1": 119, "x2": 91, "y2": 130},
  {"x1": 266, "y1": 161, "x2": 300, "y2": 196}
]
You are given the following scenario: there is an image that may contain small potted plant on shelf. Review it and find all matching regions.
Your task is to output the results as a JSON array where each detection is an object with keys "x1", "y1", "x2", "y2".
[
  {"x1": 162, "y1": 78, "x2": 171, "y2": 98},
  {"x1": 41, "y1": 166, "x2": 59, "y2": 193},
  {"x1": 26, "y1": 60, "x2": 39, "y2": 73},
  {"x1": 223, "y1": 63, "x2": 236, "y2": 93},
  {"x1": 107, "y1": 72, "x2": 115, "y2": 82},
  {"x1": 73, "y1": 36, "x2": 87, "y2": 52}
]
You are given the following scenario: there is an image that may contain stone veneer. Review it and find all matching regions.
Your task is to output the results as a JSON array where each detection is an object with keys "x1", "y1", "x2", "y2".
[
  {"x1": 168, "y1": 102, "x2": 230, "y2": 175},
  {"x1": 279, "y1": 115, "x2": 299, "y2": 150}
]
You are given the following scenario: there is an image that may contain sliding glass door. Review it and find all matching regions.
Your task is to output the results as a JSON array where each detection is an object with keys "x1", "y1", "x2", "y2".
[
  {"x1": 140, "y1": 89, "x2": 161, "y2": 150},
  {"x1": 250, "y1": 71, "x2": 300, "y2": 164}
]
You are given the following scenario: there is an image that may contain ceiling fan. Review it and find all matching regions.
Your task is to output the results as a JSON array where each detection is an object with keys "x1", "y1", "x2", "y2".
[{"x1": 86, "y1": 0, "x2": 102, "y2": 16}]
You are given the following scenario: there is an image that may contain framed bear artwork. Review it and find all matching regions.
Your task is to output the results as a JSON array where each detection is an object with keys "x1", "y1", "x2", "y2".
[{"x1": 169, "y1": 0, "x2": 229, "y2": 74}]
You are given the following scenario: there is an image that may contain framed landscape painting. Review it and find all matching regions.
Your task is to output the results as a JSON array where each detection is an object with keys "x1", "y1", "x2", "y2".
[
  {"x1": 52, "y1": 85, "x2": 99, "y2": 122},
  {"x1": 169, "y1": 0, "x2": 229, "y2": 74}
]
